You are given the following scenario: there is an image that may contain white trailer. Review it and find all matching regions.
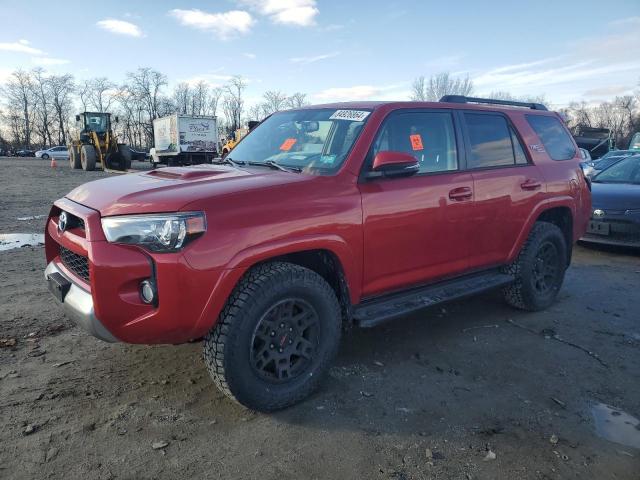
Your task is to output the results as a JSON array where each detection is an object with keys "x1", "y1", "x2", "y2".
[{"x1": 151, "y1": 114, "x2": 218, "y2": 166}]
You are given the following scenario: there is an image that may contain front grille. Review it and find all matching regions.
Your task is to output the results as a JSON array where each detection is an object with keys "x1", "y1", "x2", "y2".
[{"x1": 60, "y1": 247, "x2": 90, "y2": 282}]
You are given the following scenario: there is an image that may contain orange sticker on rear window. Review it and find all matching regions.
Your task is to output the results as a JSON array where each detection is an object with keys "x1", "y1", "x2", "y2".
[
  {"x1": 410, "y1": 134, "x2": 424, "y2": 151},
  {"x1": 279, "y1": 138, "x2": 297, "y2": 151}
]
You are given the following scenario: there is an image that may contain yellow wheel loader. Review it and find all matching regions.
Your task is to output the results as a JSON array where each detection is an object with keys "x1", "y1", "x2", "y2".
[{"x1": 68, "y1": 112, "x2": 132, "y2": 171}]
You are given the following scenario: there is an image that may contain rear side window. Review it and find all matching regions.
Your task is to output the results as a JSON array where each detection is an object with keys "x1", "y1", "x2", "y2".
[
  {"x1": 526, "y1": 115, "x2": 576, "y2": 160},
  {"x1": 464, "y1": 113, "x2": 527, "y2": 168}
]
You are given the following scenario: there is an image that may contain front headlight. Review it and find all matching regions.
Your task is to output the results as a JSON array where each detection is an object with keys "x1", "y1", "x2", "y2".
[{"x1": 101, "y1": 212, "x2": 206, "y2": 252}]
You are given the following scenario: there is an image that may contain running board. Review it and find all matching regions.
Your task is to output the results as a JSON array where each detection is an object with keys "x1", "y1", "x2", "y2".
[{"x1": 353, "y1": 270, "x2": 514, "y2": 328}]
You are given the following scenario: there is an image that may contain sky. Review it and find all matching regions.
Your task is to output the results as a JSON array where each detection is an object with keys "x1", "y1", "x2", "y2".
[{"x1": 0, "y1": 0, "x2": 639, "y2": 108}]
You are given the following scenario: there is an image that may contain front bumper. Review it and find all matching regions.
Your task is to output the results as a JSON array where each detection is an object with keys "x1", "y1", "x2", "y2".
[
  {"x1": 44, "y1": 261, "x2": 119, "y2": 342},
  {"x1": 44, "y1": 198, "x2": 230, "y2": 344},
  {"x1": 580, "y1": 233, "x2": 640, "y2": 247},
  {"x1": 580, "y1": 213, "x2": 640, "y2": 248}
]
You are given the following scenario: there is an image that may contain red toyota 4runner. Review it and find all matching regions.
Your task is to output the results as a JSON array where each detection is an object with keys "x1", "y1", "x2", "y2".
[{"x1": 45, "y1": 96, "x2": 591, "y2": 411}]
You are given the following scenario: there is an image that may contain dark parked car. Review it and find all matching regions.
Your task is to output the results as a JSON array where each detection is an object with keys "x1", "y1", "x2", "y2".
[
  {"x1": 16, "y1": 149, "x2": 36, "y2": 157},
  {"x1": 130, "y1": 148, "x2": 150, "y2": 161},
  {"x1": 582, "y1": 155, "x2": 640, "y2": 247},
  {"x1": 582, "y1": 150, "x2": 636, "y2": 177}
]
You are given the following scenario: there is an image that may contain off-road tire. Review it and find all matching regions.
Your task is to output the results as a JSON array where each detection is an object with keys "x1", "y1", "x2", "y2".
[
  {"x1": 203, "y1": 262, "x2": 342, "y2": 412},
  {"x1": 69, "y1": 146, "x2": 81, "y2": 169},
  {"x1": 502, "y1": 221, "x2": 567, "y2": 311},
  {"x1": 81, "y1": 145, "x2": 96, "y2": 171}
]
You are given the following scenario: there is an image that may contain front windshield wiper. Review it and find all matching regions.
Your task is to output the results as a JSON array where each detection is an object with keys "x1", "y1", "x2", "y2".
[
  {"x1": 215, "y1": 157, "x2": 245, "y2": 167},
  {"x1": 247, "y1": 160, "x2": 301, "y2": 173}
]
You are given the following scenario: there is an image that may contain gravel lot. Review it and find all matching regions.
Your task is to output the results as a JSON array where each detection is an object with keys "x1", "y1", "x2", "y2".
[{"x1": 1, "y1": 157, "x2": 639, "y2": 480}]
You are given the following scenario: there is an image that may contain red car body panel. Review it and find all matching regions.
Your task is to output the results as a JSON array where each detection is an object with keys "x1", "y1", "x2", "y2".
[{"x1": 45, "y1": 101, "x2": 591, "y2": 344}]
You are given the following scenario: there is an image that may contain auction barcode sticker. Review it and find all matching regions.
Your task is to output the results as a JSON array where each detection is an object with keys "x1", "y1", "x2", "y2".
[{"x1": 329, "y1": 110, "x2": 370, "y2": 122}]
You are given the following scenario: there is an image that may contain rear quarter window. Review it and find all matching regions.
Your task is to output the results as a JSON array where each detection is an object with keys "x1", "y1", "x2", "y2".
[{"x1": 526, "y1": 115, "x2": 576, "y2": 161}]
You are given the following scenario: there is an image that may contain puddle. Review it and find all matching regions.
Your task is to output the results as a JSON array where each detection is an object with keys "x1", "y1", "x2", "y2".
[
  {"x1": 17, "y1": 214, "x2": 46, "y2": 221},
  {"x1": 592, "y1": 402, "x2": 640, "y2": 450},
  {"x1": 0, "y1": 233, "x2": 45, "y2": 251}
]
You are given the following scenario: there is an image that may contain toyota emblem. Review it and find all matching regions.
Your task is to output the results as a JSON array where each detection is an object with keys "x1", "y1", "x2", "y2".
[
  {"x1": 593, "y1": 209, "x2": 605, "y2": 218},
  {"x1": 58, "y1": 211, "x2": 68, "y2": 232}
]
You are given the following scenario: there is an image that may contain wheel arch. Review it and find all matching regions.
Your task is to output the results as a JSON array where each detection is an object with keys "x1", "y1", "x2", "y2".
[
  {"x1": 509, "y1": 199, "x2": 575, "y2": 266},
  {"x1": 191, "y1": 237, "x2": 361, "y2": 338}
]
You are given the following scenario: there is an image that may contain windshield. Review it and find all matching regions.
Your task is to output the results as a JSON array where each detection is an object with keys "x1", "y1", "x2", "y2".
[
  {"x1": 593, "y1": 156, "x2": 640, "y2": 184},
  {"x1": 85, "y1": 114, "x2": 108, "y2": 133},
  {"x1": 601, "y1": 150, "x2": 634, "y2": 159},
  {"x1": 227, "y1": 108, "x2": 370, "y2": 174},
  {"x1": 594, "y1": 157, "x2": 625, "y2": 170}
]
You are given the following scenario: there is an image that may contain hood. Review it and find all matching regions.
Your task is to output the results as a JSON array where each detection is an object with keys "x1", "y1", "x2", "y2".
[
  {"x1": 66, "y1": 165, "x2": 311, "y2": 216},
  {"x1": 591, "y1": 182, "x2": 640, "y2": 211}
]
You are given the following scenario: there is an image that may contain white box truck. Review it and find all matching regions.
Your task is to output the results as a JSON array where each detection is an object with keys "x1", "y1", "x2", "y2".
[{"x1": 151, "y1": 114, "x2": 218, "y2": 166}]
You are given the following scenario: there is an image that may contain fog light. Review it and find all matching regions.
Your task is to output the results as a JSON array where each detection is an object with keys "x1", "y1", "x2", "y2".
[{"x1": 140, "y1": 279, "x2": 156, "y2": 304}]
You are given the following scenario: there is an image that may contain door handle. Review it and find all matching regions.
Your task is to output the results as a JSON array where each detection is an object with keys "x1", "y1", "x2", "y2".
[
  {"x1": 521, "y1": 179, "x2": 542, "y2": 190},
  {"x1": 448, "y1": 186, "x2": 472, "y2": 201}
]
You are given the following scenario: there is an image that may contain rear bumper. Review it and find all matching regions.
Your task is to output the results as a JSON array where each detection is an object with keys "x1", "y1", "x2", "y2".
[{"x1": 44, "y1": 261, "x2": 119, "y2": 342}]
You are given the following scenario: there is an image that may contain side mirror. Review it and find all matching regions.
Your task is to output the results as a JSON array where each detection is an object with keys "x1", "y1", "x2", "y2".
[
  {"x1": 75, "y1": 115, "x2": 80, "y2": 122},
  {"x1": 370, "y1": 151, "x2": 419, "y2": 178}
]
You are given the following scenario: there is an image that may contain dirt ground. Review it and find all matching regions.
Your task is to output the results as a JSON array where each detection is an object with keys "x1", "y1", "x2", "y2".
[{"x1": 1, "y1": 157, "x2": 639, "y2": 480}]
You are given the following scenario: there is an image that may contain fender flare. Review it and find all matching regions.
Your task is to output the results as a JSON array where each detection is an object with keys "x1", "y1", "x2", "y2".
[
  {"x1": 507, "y1": 196, "x2": 576, "y2": 262},
  {"x1": 190, "y1": 234, "x2": 360, "y2": 338}
]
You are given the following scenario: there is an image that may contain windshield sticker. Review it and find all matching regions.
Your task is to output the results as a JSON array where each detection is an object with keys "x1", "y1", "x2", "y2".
[
  {"x1": 320, "y1": 155, "x2": 337, "y2": 164},
  {"x1": 279, "y1": 138, "x2": 297, "y2": 151},
  {"x1": 410, "y1": 134, "x2": 424, "y2": 151},
  {"x1": 329, "y1": 110, "x2": 370, "y2": 122}
]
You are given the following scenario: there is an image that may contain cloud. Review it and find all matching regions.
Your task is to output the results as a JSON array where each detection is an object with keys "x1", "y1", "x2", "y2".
[
  {"x1": 0, "y1": 68, "x2": 14, "y2": 84},
  {"x1": 608, "y1": 16, "x2": 640, "y2": 27},
  {"x1": 31, "y1": 57, "x2": 71, "y2": 66},
  {"x1": 169, "y1": 9, "x2": 254, "y2": 39},
  {"x1": 179, "y1": 73, "x2": 236, "y2": 88},
  {"x1": 239, "y1": 0, "x2": 319, "y2": 26},
  {"x1": 243, "y1": 52, "x2": 256, "y2": 59},
  {"x1": 470, "y1": 17, "x2": 640, "y2": 105},
  {"x1": 96, "y1": 19, "x2": 144, "y2": 37},
  {"x1": 583, "y1": 85, "x2": 634, "y2": 97},
  {"x1": 424, "y1": 54, "x2": 465, "y2": 70},
  {"x1": 313, "y1": 83, "x2": 409, "y2": 102},
  {"x1": 0, "y1": 40, "x2": 44, "y2": 55},
  {"x1": 290, "y1": 51, "x2": 340, "y2": 65}
]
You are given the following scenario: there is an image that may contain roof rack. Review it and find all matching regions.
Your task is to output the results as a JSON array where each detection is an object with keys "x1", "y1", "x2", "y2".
[{"x1": 439, "y1": 95, "x2": 548, "y2": 111}]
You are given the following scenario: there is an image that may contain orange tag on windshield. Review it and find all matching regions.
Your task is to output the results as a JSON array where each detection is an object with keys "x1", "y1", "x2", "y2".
[
  {"x1": 279, "y1": 138, "x2": 297, "y2": 151},
  {"x1": 410, "y1": 134, "x2": 424, "y2": 151}
]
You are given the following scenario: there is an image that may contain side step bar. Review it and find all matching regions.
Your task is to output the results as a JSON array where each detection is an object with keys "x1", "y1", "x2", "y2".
[{"x1": 353, "y1": 270, "x2": 514, "y2": 328}]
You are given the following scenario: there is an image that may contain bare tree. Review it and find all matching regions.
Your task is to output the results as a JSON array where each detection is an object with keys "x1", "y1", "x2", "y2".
[
  {"x1": 411, "y1": 76, "x2": 427, "y2": 101},
  {"x1": 262, "y1": 90, "x2": 288, "y2": 115},
  {"x1": 485, "y1": 90, "x2": 548, "y2": 105},
  {"x1": 410, "y1": 72, "x2": 473, "y2": 101},
  {"x1": 85, "y1": 77, "x2": 116, "y2": 112},
  {"x1": 2, "y1": 70, "x2": 35, "y2": 147},
  {"x1": 31, "y1": 68, "x2": 54, "y2": 146},
  {"x1": 247, "y1": 103, "x2": 264, "y2": 122},
  {"x1": 125, "y1": 67, "x2": 168, "y2": 144},
  {"x1": 173, "y1": 82, "x2": 190, "y2": 115},
  {"x1": 48, "y1": 74, "x2": 75, "y2": 145},
  {"x1": 208, "y1": 87, "x2": 222, "y2": 117},
  {"x1": 223, "y1": 75, "x2": 247, "y2": 131},
  {"x1": 285, "y1": 92, "x2": 308, "y2": 109}
]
